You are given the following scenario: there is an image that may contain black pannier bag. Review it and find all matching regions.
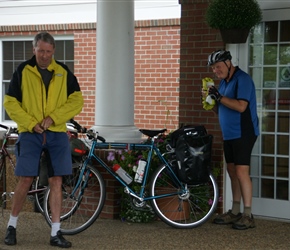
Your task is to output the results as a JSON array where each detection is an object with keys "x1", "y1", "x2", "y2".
[{"x1": 170, "y1": 125, "x2": 213, "y2": 184}]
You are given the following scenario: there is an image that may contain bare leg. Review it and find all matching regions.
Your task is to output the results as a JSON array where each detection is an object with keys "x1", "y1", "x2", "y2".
[
  {"x1": 11, "y1": 176, "x2": 34, "y2": 217},
  {"x1": 48, "y1": 176, "x2": 62, "y2": 223},
  {"x1": 235, "y1": 165, "x2": 252, "y2": 207},
  {"x1": 227, "y1": 163, "x2": 242, "y2": 203}
]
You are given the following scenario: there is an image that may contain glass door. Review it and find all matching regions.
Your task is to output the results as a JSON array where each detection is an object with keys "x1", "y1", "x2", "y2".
[{"x1": 248, "y1": 20, "x2": 290, "y2": 219}]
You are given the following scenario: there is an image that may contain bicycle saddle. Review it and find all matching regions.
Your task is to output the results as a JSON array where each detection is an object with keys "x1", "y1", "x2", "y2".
[{"x1": 139, "y1": 129, "x2": 167, "y2": 138}]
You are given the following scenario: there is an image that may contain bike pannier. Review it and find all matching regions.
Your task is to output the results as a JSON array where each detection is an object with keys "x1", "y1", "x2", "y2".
[{"x1": 171, "y1": 125, "x2": 212, "y2": 184}]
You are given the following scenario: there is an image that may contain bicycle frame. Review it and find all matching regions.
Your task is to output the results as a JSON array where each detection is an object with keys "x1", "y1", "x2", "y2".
[{"x1": 71, "y1": 136, "x2": 185, "y2": 203}]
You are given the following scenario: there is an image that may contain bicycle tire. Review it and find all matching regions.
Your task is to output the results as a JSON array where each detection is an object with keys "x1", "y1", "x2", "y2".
[
  {"x1": 149, "y1": 164, "x2": 218, "y2": 229},
  {"x1": 34, "y1": 177, "x2": 47, "y2": 214},
  {"x1": 43, "y1": 163, "x2": 106, "y2": 235}
]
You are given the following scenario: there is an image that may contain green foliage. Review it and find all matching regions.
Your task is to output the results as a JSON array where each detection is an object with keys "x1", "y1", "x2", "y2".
[{"x1": 206, "y1": 0, "x2": 262, "y2": 29}]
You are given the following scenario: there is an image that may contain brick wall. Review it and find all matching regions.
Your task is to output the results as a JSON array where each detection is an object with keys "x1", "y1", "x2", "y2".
[{"x1": 134, "y1": 20, "x2": 180, "y2": 132}]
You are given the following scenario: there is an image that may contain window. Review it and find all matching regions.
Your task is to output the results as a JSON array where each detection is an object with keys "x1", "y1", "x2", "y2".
[{"x1": 1, "y1": 38, "x2": 74, "y2": 121}]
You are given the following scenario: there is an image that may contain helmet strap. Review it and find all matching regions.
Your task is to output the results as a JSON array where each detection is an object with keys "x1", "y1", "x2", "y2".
[{"x1": 223, "y1": 61, "x2": 232, "y2": 81}]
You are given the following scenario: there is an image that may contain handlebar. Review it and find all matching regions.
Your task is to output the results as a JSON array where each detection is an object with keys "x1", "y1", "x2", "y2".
[
  {"x1": 69, "y1": 119, "x2": 87, "y2": 133},
  {"x1": 0, "y1": 124, "x2": 18, "y2": 136},
  {"x1": 86, "y1": 129, "x2": 106, "y2": 143},
  {"x1": 68, "y1": 120, "x2": 106, "y2": 143}
]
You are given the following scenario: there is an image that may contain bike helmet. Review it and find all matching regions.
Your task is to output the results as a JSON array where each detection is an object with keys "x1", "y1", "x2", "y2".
[{"x1": 207, "y1": 50, "x2": 232, "y2": 66}]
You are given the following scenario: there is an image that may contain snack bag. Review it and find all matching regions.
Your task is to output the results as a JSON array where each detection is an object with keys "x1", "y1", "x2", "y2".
[{"x1": 202, "y1": 77, "x2": 215, "y2": 110}]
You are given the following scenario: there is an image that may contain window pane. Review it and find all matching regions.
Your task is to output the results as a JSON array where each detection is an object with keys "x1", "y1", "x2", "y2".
[
  {"x1": 263, "y1": 67, "x2": 277, "y2": 87},
  {"x1": 277, "y1": 112, "x2": 289, "y2": 133},
  {"x1": 66, "y1": 62, "x2": 74, "y2": 72},
  {"x1": 55, "y1": 40, "x2": 64, "y2": 60},
  {"x1": 65, "y1": 40, "x2": 74, "y2": 60},
  {"x1": 277, "y1": 135, "x2": 289, "y2": 155},
  {"x1": 14, "y1": 41, "x2": 24, "y2": 60},
  {"x1": 263, "y1": 89, "x2": 276, "y2": 109},
  {"x1": 261, "y1": 134, "x2": 274, "y2": 154},
  {"x1": 264, "y1": 22, "x2": 278, "y2": 43},
  {"x1": 262, "y1": 156, "x2": 274, "y2": 176},
  {"x1": 280, "y1": 21, "x2": 290, "y2": 42},
  {"x1": 3, "y1": 42, "x2": 13, "y2": 60},
  {"x1": 277, "y1": 158, "x2": 288, "y2": 178},
  {"x1": 3, "y1": 62, "x2": 13, "y2": 80},
  {"x1": 25, "y1": 41, "x2": 33, "y2": 58},
  {"x1": 278, "y1": 89, "x2": 290, "y2": 110},
  {"x1": 276, "y1": 180, "x2": 288, "y2": 200},
  {"x1": 262, "y1": 112, "x2": 275, "y2": 132},
  {"x1": 264, "y1": 45, "x2": 277, "y2": 65},
  {"x1": 279, "y1": 65, "x2": 290, "y2": 87},
  {"x1": 279, "y1": 45, "x2": 290, "y2": 65},
  {"x1": 261, "y1": 178, "x2": 274, "y2": 198}
]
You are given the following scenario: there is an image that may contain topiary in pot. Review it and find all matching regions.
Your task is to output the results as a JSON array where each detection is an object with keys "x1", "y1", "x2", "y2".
[{"x1": 205, "y1": 0, "x2": 263, "y2": 44}]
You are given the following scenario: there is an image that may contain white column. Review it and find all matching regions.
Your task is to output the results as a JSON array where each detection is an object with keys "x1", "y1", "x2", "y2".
[{"x1": 93, "y1": 0, "x2": 141, "y2": 142}]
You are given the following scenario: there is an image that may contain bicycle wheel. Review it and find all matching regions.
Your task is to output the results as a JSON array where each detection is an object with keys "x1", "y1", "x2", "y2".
[
  {"x1": 43, "y1": 163, "x2": 106, "y2": 235},
  {"x1": 149, "y1": 164, "x2": 218, "y2": 229},
  {"x1": 33, "y1": 177, "x2": 47, "y2": 214}
]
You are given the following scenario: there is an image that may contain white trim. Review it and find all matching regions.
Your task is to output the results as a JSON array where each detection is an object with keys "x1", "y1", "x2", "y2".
[
  {"x1": 0, "y1": 35, "x2": 74, "y2": 41},
  {"x1": 0, "y1": 1, "x2": 181, "y2": 25},
  {"x1": 263, "y1": 8, "x2": 290, "y2": 22}
]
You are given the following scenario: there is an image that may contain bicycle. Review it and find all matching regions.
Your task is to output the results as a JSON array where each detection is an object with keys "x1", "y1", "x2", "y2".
[
  {"x1": 0, "y1": 121, "x2": 88, "y2": 216},
  {"x1": 43, "y1": 122, "x2": 219, "y2": 235},
  {"x1": 0, "y1": 124, "x2": 47, "y2": 214}
]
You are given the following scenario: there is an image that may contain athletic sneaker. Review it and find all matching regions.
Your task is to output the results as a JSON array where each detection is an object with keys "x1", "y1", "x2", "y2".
[
  {"x1": 232, "y1": 214, "x2": 256, "y2": 230},
  {"x1": 213, "y1": 210, "x2": 242, "y2": 225},
  {"x1": 4, "y1": 226, "x2": 17, "y2": 245}
]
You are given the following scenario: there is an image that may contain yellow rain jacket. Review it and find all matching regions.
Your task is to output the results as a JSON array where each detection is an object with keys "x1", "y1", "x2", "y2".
[{"x1": 4, "y1": 56, "x2": 84, "y2": 133}]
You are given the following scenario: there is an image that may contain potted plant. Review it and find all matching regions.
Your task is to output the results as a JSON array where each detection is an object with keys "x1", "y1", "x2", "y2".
[{"x1": 205, "y1": 0, "x2": 262, "y2": 44}]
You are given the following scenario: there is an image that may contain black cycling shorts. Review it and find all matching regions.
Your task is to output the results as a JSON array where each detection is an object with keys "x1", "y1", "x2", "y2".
[{"x1": 223, "y1": 136, "x2": 257, "y2": 166}]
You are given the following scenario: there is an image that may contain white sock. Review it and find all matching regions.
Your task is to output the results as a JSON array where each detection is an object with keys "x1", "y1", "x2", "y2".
[
  {"x1": 51, "y1": 222, "x2": 61, "y2": 237},
  {"x1": 8, "y1": 214, "x2": 18, "y2": 228}
]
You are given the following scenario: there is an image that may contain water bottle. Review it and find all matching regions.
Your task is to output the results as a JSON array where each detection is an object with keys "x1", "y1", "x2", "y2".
[
  {"x1": 134, "y1": 159, "x2": 146, "y2": 183},
  {"x1": 112, "y1": 164, "x2": 133, "y2": 184}
]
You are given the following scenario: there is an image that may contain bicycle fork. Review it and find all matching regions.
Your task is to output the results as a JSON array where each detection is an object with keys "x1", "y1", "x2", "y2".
[{"x1": 69, "y1": 165, "x2": 90, "y2": 201}]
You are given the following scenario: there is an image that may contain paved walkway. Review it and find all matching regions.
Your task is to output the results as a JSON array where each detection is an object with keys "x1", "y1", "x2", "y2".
[{"x1": 0, "y1": 211, "x2": 290, "y2": 250}]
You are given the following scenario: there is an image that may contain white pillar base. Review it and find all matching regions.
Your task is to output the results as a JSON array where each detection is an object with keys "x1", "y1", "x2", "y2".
[{"x1": 91, "y1": 125, "x2": 142, "y2": 143}]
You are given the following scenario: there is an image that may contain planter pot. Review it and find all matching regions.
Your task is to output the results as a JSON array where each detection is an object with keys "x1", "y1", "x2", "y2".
[
  {"x1": 220, "y1": 28, "x2": 250, "y2": 44},
  {"x1": 156, "y1": 188, "x2": 190, "y2": 220}
]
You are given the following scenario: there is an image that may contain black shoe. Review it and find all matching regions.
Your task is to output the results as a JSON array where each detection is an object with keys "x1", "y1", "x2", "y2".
[
  {"x1": 4, "y1": 226, "x2": 17, "y2": 245},
  {"x1": 50, "y1": 230, "x2": 72, "y2": 248}
]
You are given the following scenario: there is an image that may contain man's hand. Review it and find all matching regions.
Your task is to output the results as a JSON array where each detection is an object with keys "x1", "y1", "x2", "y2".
[
  {"x1": 208, "y1": 86, "x2": 223, "y2": 102},
  {"x1": 33, "y1": 123, "x2": 45, "y2": 134},
  {"x1": 41, "y1": 116, "x2": 54, "y2": 130}
]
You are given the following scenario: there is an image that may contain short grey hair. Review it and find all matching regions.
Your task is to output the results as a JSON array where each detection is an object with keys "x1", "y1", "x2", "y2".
[{"x1": 33, "y1": 32, "x2": 55, "y2": 49}]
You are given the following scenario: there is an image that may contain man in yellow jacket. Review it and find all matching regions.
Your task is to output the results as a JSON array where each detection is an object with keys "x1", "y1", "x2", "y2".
[{"x1": 3, "y1": 32, "x2": 83, "y2": 248}]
